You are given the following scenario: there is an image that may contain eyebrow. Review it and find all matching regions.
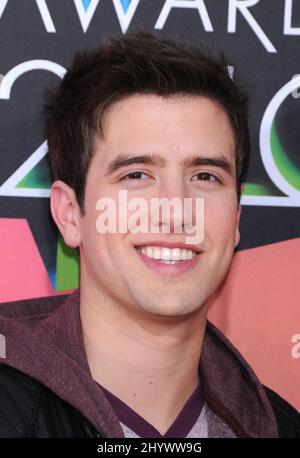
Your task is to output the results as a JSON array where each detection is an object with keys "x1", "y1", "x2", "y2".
[
  {"x1": 183, "y1": 155, "x2": 234, "y2": 176},
  {"x1": 105, "y1": 153, "x2": 233, "y2": 176},
  {"x1": 105, "y1": 154, "x2": 166, "y2": 176}
]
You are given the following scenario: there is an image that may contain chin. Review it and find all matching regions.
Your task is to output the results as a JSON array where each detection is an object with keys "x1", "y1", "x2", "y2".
[{"x1": 138, "y1": 297, "x2": 206, "y2": 319}]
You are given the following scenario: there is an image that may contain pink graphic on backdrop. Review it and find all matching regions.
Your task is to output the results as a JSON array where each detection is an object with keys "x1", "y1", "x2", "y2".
[
  {"x1": 0, "y1": 218, "x2": 54, "y2": 302},
  {"x1": 208, "y1": 237, "x2": 300, "y2": 412}
]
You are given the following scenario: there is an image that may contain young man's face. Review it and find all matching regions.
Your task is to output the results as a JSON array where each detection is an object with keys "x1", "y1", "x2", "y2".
[{"x1": 77, "y1": 94, "x2": 240, "y2": 318}]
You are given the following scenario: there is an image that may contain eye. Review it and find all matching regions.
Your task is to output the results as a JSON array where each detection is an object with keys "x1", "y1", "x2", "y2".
[
  {"x1": 191, "y1": 172, "x2": 220, "y2": 183},
  {"x1": 122, "y1": 171, "x2": 149, "y2": 180}
]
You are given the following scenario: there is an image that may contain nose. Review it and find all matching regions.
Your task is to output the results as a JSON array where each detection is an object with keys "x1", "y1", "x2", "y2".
[{"x1": 152, "y1": 174, "x2": 189, "y2": 234}]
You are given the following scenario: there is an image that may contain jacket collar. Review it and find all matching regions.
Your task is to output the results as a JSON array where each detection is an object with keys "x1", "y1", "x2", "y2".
[{"x1": 0, "y1": 289, "x2": 278, "y2": 437}]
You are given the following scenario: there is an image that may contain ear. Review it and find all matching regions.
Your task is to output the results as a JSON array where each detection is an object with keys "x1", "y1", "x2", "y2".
[
  {"x1": 235, "y1": 184, "x2": 243, "y2": 248},
  {"x1": 50, "y1": 180, "x2": 82, "y2": 248}
]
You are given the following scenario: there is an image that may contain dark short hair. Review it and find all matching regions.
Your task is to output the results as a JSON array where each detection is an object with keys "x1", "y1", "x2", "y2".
[{"x1": 45, "y1": 31, "x2": 250, "y2": 211}]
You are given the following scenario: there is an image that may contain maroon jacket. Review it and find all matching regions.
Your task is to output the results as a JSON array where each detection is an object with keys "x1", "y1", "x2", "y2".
[{"x1": 0, "y1": 289, "x2": 296, "y2": 437}]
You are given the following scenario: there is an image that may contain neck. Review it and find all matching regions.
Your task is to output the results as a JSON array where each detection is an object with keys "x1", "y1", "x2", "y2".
[{"x1": 80, "y1": 286, "x2": 208, "y2": 435}]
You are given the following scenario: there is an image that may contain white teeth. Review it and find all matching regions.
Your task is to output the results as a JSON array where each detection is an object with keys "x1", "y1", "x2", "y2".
[
  {"x1": 136, "y1": 245, "x2": 198, "y2": 262},
  {"x1": 187, "y1": 250, "x2": 193, "y2": 260},
  {"x1": 145, "y1": 247, "x2": 152, "y2": 258},
  {"x1": 171, "y1": 248, "x2": 180, "y2": 261},
  {"x1": 161, "y1": 248, "x2": 171, "y2": 260},
  {"x1": 153, "y1": 248, "x2": 161, "y2": 260}
]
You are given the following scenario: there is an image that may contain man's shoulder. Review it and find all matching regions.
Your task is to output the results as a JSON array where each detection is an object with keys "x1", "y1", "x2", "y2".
[
  {"x1": 264, "y1": 386, "x2": 300, "y2": 438},
  {"x1": 0, "y1": 364, "x2": 94, "y2": 438},
  {"x1": 0, "y1": 292, "x2": 73, "y2": 321},
  {"x1": 0, "y1": 364, "x2": 41, "y2": 437}
]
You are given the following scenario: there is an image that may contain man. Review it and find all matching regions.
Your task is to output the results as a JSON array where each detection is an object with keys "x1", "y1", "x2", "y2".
[{"x1": 0, "y1": 31, "x2": 299, "y2": 438}]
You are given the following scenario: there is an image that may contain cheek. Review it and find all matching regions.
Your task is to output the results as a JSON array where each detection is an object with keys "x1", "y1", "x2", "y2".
[
  {"x1": 81, "y1": 221, "x2": 129, "y2": 281},
  {"x1": 79, "y1": 215, "x2": 102, "y2": 269},
  {"x1": 204, "y1": 195, "x2": 238, "y2": 244}
]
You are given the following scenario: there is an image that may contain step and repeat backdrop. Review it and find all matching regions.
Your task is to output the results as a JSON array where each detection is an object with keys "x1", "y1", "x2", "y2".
[{"x1": 0, "y1": 1, "x2": 299, "y2": 409}]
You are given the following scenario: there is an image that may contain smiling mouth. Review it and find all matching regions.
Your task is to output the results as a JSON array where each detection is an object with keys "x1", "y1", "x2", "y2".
[{"x1": 135, "y1": 245, "x2": 200, "y2": 264}]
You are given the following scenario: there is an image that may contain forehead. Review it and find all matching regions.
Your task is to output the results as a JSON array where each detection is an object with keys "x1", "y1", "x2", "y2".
[{"x1": 94, "y1": 94, "x2": 235, "y2": 165}]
